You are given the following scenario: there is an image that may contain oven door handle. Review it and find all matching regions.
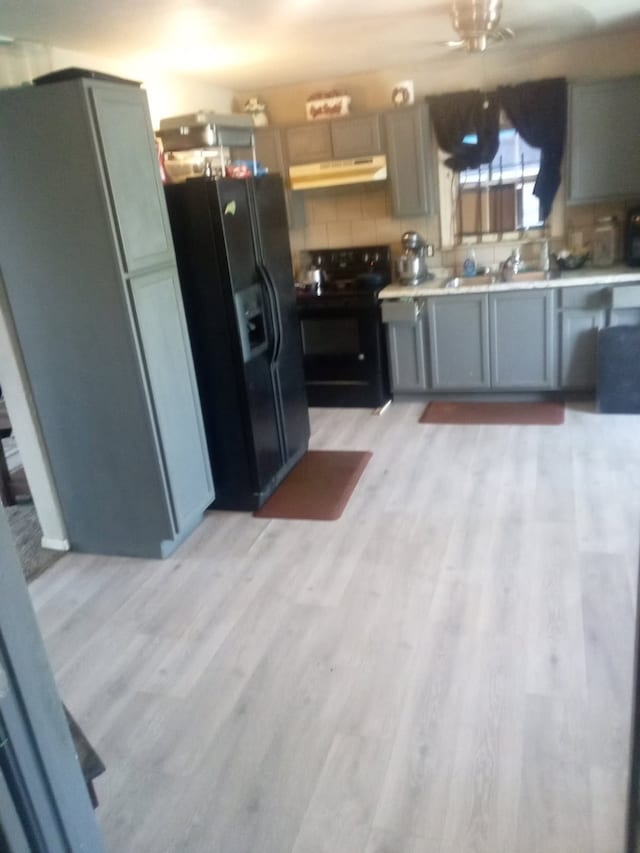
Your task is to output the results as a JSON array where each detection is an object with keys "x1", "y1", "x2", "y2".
[{"x1": 259, "y1": 263, "x2": 283, "y2": 364}]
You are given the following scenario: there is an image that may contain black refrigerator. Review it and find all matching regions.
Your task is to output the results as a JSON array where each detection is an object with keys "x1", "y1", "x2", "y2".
[{"x1": 164, "y1": 175, "x2": 310, "y2": 510}]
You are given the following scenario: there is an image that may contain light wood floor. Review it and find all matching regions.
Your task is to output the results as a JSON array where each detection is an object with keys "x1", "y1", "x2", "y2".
[{"x1": 29, "y1": 402, "x2": 640, "y2": 853}]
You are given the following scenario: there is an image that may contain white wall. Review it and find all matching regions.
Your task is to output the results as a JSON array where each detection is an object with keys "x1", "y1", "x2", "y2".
[
  {"x1": 0, "y1": 42, "x2": 234, "y2": 124},
  {"x1": 0, "y1": 277, "x2": 69, "y2": 550},
  {"x1": 235, "y1": 26, "x2": 640, "y2": 123},
  {"x1": 47, "y1": 47, "x2": 234, "y2": 126}
]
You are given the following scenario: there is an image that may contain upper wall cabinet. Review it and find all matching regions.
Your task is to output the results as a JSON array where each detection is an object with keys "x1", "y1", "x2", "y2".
[
  {"x1": 91, "y1": 86, "x2": 176, "y2": 273},
  {"x1": 567, "y1": 76, "x2": 640, "y2": 204},
  {"x1": 384, "y1": 104, "x2": 439, "y2": 217},
  {"x1": 233, "y1": 128, "x2": 305, "y2": 229},
  {"x1": 285, "y1": 114, "x2": 383, "y2": 165}
]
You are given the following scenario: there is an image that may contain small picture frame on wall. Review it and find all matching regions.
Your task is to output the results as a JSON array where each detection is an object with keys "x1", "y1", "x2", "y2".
[{"x1": 392, "y1": 80, "x2": 415, "y2": 107}]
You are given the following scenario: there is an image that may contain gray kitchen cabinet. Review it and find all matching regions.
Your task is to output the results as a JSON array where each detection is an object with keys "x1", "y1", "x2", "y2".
[
  {"x1": 0, "y1": 77, "x2": 214, "y2": 558},
  {"x1": 489, "y1": 290, "x2": 558, "y2": 389},
  {"x1": 233, "y1": 127, "x2": 305, "y2": 228},
  {"x1": 381, "y1": 300, "x2": 430, "y2": 392},
  {"x1": 331, "y1": 114, "x2": 383, "y2": 158},
  {"x1": 609, "y1": 282, "x2": 640, "y2": 326},
  {"x1": 428, "y1": 294, "x2": 490, "y2": 390},
  {"x1": 568, "y1": 76, "x2": 640, "y2": 203},
  {"x1": 91, "y1": 84, "x2": 176, "y2": 273},
  {"x1": 285, "y1": 114, "x2": 383, "y2": 165},
  {"x1": 285, "y1": 121, "x2": 332, "y2": 164},
  {"x1": 384, "y1": 104, "x2": 439, "y2": 217},
  {"x1": 560, "y1": 310, "x2": 605, "y2": 389},
  {"x1": 559, "y1": 286, "x2": 608, "y2": 389}
]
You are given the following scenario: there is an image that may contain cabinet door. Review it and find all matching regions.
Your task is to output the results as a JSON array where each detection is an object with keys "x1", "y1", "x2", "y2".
[
  {"x1": 0, "y1": 511, "x2": 105, "y2": 853},
  {"x1": 253, "y1": 127, "x2": 285, "y2": 174},
  {"x1": 568, "y1": 77, "x2": 640, "y2": 203},
  {"x1": 285, "y1": 123, "x2": 333, "y2": 164},
  {"x1": 384, "y1": 301, "x2": 429, "y2": 392},
  {"x1": 560, "y1": 309, "x2": 605, "y2": 389},
  {"x1": 89, "y1": 84, "x2": 176, "y2": 273},
  {"x1": 331, "y1": 115, "x2": 383, "y2": 158},
  {"x1": 428, "y1": 294, "x2": 490, "y2": 389},
  {"x1": 489, "y1": 290, "x2": 557, "y2": 389},
  {"x1": 129, "y1": 267, "x2": 214, "y2": 530},
  {"x1": 384, "y1": 105, "x2": 438, "y2": 217},
  {"x1": 255, "y1": 129, "x2": 306, "y2": 229}
]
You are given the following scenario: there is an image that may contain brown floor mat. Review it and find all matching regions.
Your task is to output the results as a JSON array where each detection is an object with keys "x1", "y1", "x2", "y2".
[
  {"x1": 420, "y1": 401, "x2": 565, "y2": 425},
  {"x1": 254, "y1": 450, "x2": 372, "y2": 521}
]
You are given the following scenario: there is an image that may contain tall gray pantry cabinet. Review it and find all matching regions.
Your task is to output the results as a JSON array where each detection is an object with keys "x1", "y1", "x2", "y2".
[{"x1": 0, "y1": 77, "x2": 214, "y2": 557}]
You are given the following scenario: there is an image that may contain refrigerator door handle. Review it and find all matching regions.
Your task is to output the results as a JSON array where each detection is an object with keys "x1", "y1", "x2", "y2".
[
  {"x1": 257, "y1": 262, "x2": 289, "y2": 460},
  {"x1": 259, "y1": 263, "x2": 283, "y2": 364}
]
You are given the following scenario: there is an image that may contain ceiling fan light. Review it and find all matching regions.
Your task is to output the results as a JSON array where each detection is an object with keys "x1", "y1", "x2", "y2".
[
  {"x1": 451, "y1": 0, "x2": 503, "y2": 39},
  {"x1": 465, "y1": 34, "x2": 488, "y2": 52}
]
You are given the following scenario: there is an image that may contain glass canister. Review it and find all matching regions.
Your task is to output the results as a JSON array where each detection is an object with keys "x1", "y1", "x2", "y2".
[{"x1": 592, "y1": 216, "x2": 619, "y2": 267}]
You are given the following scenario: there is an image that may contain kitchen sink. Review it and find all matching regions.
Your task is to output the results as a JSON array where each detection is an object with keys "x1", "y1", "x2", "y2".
[
  {"x1": 443, "y1": 269, "x2": 561, "y2": 288},
  {"x1": 443, "y1": 274, "x2": 496, "y2": 288},
  {"x1": 506, "y1": 269, "x2": 561, "y2": 282}
]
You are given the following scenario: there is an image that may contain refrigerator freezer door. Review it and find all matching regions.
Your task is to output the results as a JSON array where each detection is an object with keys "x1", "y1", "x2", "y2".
[
  {"x1": 252, "y1": 176, "x2": 310, "y2": 462},
  {"x1": 213, "y1": 179, "x2": 286, "y2": 491}
]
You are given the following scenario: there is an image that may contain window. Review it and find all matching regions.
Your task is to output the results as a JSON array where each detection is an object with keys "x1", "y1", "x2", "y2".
[{"x1": 458, "y1": 123, "x2": 543, "y2": 236}]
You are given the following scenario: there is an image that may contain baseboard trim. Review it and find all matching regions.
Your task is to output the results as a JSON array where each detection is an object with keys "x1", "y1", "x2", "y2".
[{"x1": 41, "y1": 537, "x2": 70, "y2": 552}]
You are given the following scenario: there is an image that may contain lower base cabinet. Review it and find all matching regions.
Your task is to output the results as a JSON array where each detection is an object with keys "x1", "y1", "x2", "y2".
[
  {"x1": 560, "y1": 309, "x2": 605, "y2": 389},
  {"x1": 384, "y1": 288, "x2": 562, "y2": 395},
  {"x1": 383, "y1": 283, "x2": 640, "y2": 397},
  {"x1": 490, "y1": 289, "x2": 557, "y2": 389},
  {"x1": 427, "y1": 289, "x2": 557, "y2": 392},
  {"x1": 558, "y1": 285, "x2": 608, "y2": 390},
  {"x1": 427, "y1": 293, "x2": 491, "y2": 390},
  {"x1": 381, "y1": 300, "x2": 429, "y2": 392}
]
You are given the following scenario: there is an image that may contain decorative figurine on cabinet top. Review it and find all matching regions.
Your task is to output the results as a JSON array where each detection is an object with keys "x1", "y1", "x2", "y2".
[{"x1": 243, "y1": 96, "x2": 268, "y2": 126}]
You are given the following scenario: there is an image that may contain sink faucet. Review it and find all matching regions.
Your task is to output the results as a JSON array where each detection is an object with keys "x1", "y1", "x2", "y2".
[
  {"x1": 501, "y1": 247, "x2": 521, "y2": 280},
  {"x1": 539, "y1": 238, "x2": 550, "y2": 274}
]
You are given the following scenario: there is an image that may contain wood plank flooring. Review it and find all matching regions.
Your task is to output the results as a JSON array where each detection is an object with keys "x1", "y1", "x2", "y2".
[{"x1": 28, "y1": 402, "x2": 640, "y2": 853}]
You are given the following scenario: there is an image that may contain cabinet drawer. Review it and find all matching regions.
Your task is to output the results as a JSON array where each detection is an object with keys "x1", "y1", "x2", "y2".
[
  {"x1": 381, "y1": 300, "x2": 422, "y2": 324},
  {"x1": 559, "y1": 285, "x2": 608, "y2": 309},
  {"x1": 611, "y1": 284, "x2": 640, "y2": 309}
]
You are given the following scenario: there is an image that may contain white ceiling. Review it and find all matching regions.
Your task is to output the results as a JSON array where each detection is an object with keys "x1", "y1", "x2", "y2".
[{"x1": 1, "y1": 0, "x2": 639, "y2": 90}]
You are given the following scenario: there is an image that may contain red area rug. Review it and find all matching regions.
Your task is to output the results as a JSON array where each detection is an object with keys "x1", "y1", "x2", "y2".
[
  {"x1": 254, "y1": 450, "x2": 372, "y2": 521},
  {"x1": 419, "y1": 401, "x2": 565, "y2": 425}
]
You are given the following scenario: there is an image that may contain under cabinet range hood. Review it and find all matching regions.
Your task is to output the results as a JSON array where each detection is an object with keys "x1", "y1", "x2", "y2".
[
  {"x1": 289, "y1": 155, "x2": 387, "y2": 191},
  {"x1": 157, "y1": 111, "x2": 255, "y2": 151}
]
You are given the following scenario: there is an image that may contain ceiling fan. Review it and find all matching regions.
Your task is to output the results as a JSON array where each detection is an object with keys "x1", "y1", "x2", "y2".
[{"x1": 445, "y1": 0, "x2": 515, "y2": 52}]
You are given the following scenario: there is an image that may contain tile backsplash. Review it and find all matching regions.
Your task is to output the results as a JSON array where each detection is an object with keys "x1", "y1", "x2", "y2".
[
  {"x1": 289, "y1": 184, "x2": 442, "y2": 278},
  {"x1": 289, "y1": 184, "x2": 636, "y2": 279}
]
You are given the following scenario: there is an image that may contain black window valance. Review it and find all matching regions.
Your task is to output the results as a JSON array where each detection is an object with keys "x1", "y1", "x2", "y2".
[
  {"x1": 429, "y1": 89, "x2": 501, "y2": 172},
  {"x1": 428, "y1": 77, "x2": 567, "y2": 221}
]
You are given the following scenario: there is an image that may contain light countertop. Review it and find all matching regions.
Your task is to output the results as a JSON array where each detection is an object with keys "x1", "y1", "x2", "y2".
[{"x1": 379, "y1": 266, "x2": 640, "y2": 300}]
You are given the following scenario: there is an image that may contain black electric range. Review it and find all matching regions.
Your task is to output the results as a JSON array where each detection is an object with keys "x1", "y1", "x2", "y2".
[{"x1": 295, "y1": 245, "x2": 392, "y2": 408}]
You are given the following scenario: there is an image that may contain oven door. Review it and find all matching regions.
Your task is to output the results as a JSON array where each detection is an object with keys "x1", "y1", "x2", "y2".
[{"x1": 297, "y1": 300, "x2": 389, "y2": 406}]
